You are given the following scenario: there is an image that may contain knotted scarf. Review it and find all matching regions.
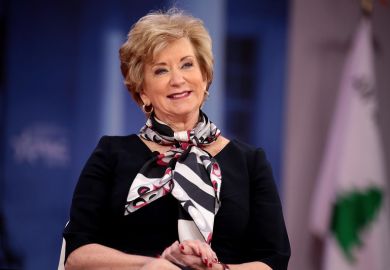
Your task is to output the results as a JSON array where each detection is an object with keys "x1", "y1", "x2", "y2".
[{"x1": 125, "y1": 111, "x2": 222, "y2": 244}]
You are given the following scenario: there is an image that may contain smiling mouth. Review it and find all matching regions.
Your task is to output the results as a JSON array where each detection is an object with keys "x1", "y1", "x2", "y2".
[{"x1": 167, "y1": 91, "x2": 192, "y2": 99}]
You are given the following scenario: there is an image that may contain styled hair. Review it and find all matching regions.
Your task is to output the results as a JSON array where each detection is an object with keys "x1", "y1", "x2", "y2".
[{"x1": 119, "y1": 8, "x2": 214, "y2": 106}]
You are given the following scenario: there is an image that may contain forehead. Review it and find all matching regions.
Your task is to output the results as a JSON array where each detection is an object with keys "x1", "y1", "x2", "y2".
[{"x1": 151, "y1": 37, "x2": 196, "y2": 63}]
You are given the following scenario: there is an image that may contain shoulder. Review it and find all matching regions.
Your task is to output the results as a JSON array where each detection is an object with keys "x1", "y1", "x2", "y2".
[
  {"x1": 228, "y1": 138, "x2": 258, "y2": 152},
  {"x1": 93, "y1": 134, "x2": 149, "y2": 158},
  {"x1": 227, "y1": 138, "x2": 266, "y2": 158},
  {"x1": 96, "y1": 134, "x2": 141, "y2": 149},
  {"x1": 90, "y1": 134, "x2": 150, "y2": 167},
  {"x1": 225, "y1": 140, "x2": 277, "y2": 193},
  {"x1": 221, "y1": 138, "x2": 270, "y2": 171}
]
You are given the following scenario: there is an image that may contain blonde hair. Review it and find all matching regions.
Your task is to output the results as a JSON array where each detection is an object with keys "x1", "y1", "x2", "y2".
[{"x1": 119, "y1": 8, "x2": 214, "y2": 106}]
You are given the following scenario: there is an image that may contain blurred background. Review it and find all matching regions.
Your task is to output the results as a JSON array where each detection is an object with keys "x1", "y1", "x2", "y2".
[{"x1": 0, "y1": 0, "x2": 389, "y2": 269}]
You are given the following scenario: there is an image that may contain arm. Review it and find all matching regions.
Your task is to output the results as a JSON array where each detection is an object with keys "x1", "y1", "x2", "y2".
[
  {"x1": 66, "y1": 244, "x2": 182, "y2": 270},
  {"x1": 244, "y1": 148, "x2": 290, "y2": 270},
  {"x1": 161, "y1": 148, "x2": 289, "y2": 270},
  {"x1": 63, "y1": 137, "x2": 175, "y2": 270},
  {"x1": 65, "y1": 244, "x2": 153, "y2": 270}
]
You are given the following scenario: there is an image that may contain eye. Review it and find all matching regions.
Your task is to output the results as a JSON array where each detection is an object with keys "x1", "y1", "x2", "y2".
[
  {"x1": 154, "y1": 68, "x2": 168, "y2": 75},
  {"x1": 181, "y1": 62, "x2": 193, "y2": 69}
]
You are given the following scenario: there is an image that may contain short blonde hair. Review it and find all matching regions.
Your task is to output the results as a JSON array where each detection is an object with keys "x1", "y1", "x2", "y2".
[{"x1": 119, "y1": 8, "x2": 214, "y2": 106}]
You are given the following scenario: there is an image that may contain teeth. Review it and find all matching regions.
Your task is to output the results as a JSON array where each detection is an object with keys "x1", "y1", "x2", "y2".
[{"x1": 169, "y1": 91, "x2": 190, "y2": 99}]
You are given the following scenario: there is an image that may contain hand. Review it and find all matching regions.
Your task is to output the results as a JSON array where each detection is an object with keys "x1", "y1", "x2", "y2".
[
  {"x1": 140, "y1": 258, "x2": 181, "y2": 270},
  {"x1": 161, "y1": 240, "x2": 218, "y2": 270},
  {"x1": 179, "y1": 239, "x2": 219, "y2": 268}
]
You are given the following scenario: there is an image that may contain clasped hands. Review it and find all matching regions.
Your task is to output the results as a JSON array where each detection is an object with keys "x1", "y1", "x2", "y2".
[{"x1": 143, "y1": 239, "x2": 221, "y2": 270}]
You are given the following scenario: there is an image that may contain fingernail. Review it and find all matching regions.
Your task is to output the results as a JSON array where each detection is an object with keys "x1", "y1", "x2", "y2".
[
  {"x1": 208, "y1": 262, "x2": 213, "y2": 268},
  {"x1": 203, "y1": 258, "x2": 208, "y2": 264}
]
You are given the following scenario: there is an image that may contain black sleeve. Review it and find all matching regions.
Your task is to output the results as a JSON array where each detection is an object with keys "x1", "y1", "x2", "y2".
[
  {"x1": 246, "y1": 148, "x2": 291, "y2": 270},
  {"x1": 63, "y1": 136, "x2": 114, "y2": 260}
]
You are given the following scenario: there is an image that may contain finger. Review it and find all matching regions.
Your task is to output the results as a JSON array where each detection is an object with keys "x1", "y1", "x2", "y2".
[
  {"x1": 181, "y1": 240, "x2": 215, "y2": 267},
  {"x1": 198, "y1": 243, "x2": 215, "y2": 268},
  {"x1": 179, "y1": 242, "x2": 198, "y2": 256},
  {"x1": 178, "y1": 243, "x2": 188, "y2": 254},
  {"x1": 161, "y1": 245, "x2": 173, "y2": 259},
  {"x1": 162, "y1": 240, "x2": 181, "y2": 258},
  {"x1": 205, "y1": 243, "x2": 218, "y2": 261},
  {"x1": 212, "y1": 250, "x2": 219, "y2": 262},
  {"x1": 171, "y1": 241, "x2": 187, "y2": 257},
  {"x1": 162, "y1": 244, "x2": 187, "y2": 267},
  {"x1": 180, "y1": 239, "x2": 218, "y2": 268},
  {"x1": 181, "y1": 240, "x2": 201, "y2": 256}
]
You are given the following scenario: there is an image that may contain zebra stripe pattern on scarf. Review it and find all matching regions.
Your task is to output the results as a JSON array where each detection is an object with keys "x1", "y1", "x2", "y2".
[{"x1": 125, "y1": 111, "x2": 222, "y2": 244}]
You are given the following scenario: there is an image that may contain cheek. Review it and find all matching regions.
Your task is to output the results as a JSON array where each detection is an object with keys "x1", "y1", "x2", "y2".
[
  {"x1": 193, "y1": 72, "x2": 206, "y2": 89},
  {"x1": 144, "y1": 79, "x2": 166, "y2": 97}
]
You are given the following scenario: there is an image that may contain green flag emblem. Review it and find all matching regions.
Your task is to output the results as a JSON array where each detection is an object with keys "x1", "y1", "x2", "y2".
[{"x1": 331, "y1": 186, "x2": 383, "y2": 262}]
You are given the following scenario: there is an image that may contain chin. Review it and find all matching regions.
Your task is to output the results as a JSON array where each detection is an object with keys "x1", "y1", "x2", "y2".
[
  {"x1": 172, "y1": 102, "x2": 199, "y2": 112},
  {"x1": 172, "y1": 109, "x2": 197, "y2": 117},
  {"x1": 169, "y1": 107, "x2": 199, "y2": 118}
]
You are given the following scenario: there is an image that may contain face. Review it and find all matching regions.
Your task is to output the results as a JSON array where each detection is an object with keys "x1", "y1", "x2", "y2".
[{"x1": 140, "y1": 38, "x2": 207, "y2": 124}]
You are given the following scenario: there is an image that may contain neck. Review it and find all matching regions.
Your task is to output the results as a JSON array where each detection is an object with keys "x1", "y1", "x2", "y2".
[{"x1": 155, "y1": 111, "x2": 200, "y2": 132}]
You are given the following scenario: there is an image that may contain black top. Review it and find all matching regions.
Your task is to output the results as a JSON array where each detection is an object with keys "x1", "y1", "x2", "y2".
[{"x1": 63, "y1": 135, "x2": 290, "y2": 270}]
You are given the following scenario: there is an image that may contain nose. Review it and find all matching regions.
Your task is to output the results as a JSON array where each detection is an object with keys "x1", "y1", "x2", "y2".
[{"x1": 169, "y1": 69, "x2": 185, "y2": 86}]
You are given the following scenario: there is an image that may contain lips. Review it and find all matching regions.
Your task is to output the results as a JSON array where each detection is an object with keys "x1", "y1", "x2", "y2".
[{"x1": 167, "y1": 91, "x2": 192, "y2": 99}]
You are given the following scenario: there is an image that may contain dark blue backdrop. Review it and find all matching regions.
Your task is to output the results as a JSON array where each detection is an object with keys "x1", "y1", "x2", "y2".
[{"x1": 0, "y1": 1, "x2": 288, "y2": 269}]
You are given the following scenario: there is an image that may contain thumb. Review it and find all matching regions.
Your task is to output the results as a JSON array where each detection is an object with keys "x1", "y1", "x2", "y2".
[{"x1": 179, "y1": 242, "x2": 192, "y2": 255}]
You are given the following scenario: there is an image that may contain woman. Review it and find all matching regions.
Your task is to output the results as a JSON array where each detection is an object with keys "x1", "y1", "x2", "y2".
[{"x1": 63, "y1": 8, "x2": 290, "y2": 270}]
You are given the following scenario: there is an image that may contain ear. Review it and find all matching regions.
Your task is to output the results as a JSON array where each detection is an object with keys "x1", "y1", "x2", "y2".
[
  {"x1": 201, "y1": 76, "x2": 208, "y2": 91},
  {"x1": 140, "y1": 90, "x2": 151, "y2": 106}
]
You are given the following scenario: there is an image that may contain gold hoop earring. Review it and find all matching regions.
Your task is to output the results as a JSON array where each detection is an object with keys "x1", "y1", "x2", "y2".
[{"x1": 142, "y1": 104, "x2": 154, "y2": 114}]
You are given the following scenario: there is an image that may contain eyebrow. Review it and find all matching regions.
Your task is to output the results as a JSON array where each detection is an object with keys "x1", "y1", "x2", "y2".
[{"x1": 152, "y1": 55, "x2": 194, "y2": 67}]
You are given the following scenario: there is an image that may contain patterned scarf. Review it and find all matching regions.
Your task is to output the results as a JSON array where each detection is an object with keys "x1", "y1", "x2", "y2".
[{"x1": 125, "y1": 111, "x2": 222, "y2": 244}]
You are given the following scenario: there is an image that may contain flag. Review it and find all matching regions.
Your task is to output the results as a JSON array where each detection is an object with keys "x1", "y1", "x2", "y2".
[{"x1": 309, "y1": 16, "x2": 389, "y2": 270}]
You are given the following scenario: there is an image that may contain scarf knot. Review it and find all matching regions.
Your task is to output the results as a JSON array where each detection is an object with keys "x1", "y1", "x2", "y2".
[{"x1": 125, "y1": 111, "x2": 222, "y2": 244}]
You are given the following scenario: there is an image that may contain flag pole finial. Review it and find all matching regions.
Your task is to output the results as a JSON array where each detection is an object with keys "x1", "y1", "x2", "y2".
[{"x1": 361, "y1": 0, "x2": 373, "y2": 16}]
